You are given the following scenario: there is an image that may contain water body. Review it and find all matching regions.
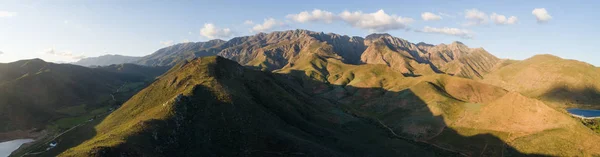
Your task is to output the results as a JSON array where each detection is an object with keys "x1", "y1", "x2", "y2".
[
  {"x1": 0, "y1": 139, "x2": 33, "y2": 157},
  {"x1": 568, "y1": 109, "x2": 600, "y2": 118}
]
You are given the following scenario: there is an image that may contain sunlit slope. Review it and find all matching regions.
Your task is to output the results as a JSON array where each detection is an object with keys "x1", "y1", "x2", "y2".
[
  {"x1": 277, "y1": 55, "x2": 600, "y2": 156},
  {"x1": 481, "y1": 54, "x2": 600, "y2": 109},
  {"x1": 62, "y1": 56, "x2": 458, "y2": 156},
  {"x1": 137, "y1": 30, "x2": 503, "y2": 80}
]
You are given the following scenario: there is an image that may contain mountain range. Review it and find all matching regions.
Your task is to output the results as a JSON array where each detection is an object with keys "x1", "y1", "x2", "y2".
[
  {"x1": 73, "y1": 55, "x2": 141, "y2": 67},
  {"x1": 5, "y1": 29, "x2": 600, "y2": 156}
]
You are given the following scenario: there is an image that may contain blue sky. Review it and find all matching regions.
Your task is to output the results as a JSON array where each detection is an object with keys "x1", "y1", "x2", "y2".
[{"x1": 0, "y1": 0, "x2": 598, "y2": 66}]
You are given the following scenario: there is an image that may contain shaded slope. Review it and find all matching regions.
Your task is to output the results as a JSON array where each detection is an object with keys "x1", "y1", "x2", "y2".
[
  {"x1": 61, "y1": 56, "x2": 460, "y2": 157},
  {"x1": 0, "y1": 59, "x2": 153, "y2": 141},
  {"x1": 275, "y1": 55, "x2": 600, "y2": 156},
  {"x1": 97, "y1": 63, "x2": 169, "y2": 80}
]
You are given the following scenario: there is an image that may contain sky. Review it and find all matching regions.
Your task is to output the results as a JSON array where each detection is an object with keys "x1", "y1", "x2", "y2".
[{"x1": 0, "y1": 0, "x2": 598, "y2": 65}]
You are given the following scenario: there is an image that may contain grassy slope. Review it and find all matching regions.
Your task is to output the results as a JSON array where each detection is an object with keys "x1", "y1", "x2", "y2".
[
  {"x1": 60, "y1": 56, "x2": 458, "y2": 157},
  {"x1": 0, "y1": 59, "x2": 165, "y2": 146},
  {"x1": 481, "y1": 54, "x2": 600, "y2": 109},
  {"x1": 0, "y1": 60, "x2": 138, "y2": 134},
  {"x1": 276, "y1": 55, "x2": 600, "y2": 156}
]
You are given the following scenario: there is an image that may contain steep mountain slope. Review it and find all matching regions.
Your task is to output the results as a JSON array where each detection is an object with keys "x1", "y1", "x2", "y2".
[
  {"x1": 135, "y1": 40, "x2": 225, "y2": 66},
  {"x1": 73, "y1": 55, "x2": 141, "y2": 67},
  {"x1": 0, "y1": 59, "x2": 154, "y2": 141},
  {"x1": 360, "y1": 34, "x2": 437, "y2": 76},
  {"x1": 274, "y1": 54, "x2": 600, "y2": 156},
  {"x1": 136, "y1": 30, "x2": 500, "y2": 79},
  {"x1": 60, "y1": 56, "x2": 459, "y2": 157},
  {"x1": 23, "y1": 29, "x2": 600, "y2": 156},
  {"x1": 58, "y1": 56, "x2": 600, "y2": 156},
  {"x1": 481, "y1": 54, "x2": 600, "y2": 109}
]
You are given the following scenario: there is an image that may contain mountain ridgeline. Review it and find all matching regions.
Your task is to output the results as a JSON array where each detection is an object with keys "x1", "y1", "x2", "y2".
[
  {"x1": 135, "y1": 30, "x2": 502, "y2": 79},
  {"x1": 73, "y1": 55, "x2": 142, "y2": 67},
  {"x1": 7, "y1": 29, "x2": 600, "y2": 157},
  {"x1": 59, "y1": 55, "x2": 600, "y2": 156}
]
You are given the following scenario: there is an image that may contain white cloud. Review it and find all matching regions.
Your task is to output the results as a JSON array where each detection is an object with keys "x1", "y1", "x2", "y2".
[
  {"x1": 200, "y1": 23, "x2": 233, "y2": 39},
  {"x1": 0, "y1": 51, "x2": 4, "y2": 55},
  {"x1": 464, "y1": 9, "x2": 488, "y2": 26},
  {"x1": 419, "y1": 26, "x2": 473, "y2": 39},
  {"x1": 160, "y1": 40, "x2": 174, "y2": 46},
  {"x1": 339, "y1": 9, "x2": 414, "y2": 32},
  {"x1": 251, "y1": 18, "x2": 281, "y2": 32},
  {"x1": 44, "y1": 48, "x2": 86, "y2": 60},
  {"x1": 421, "y1": 12, "x2": 442, "y2": 21},
  {"x1": 0, "y1": 11, "x2": 17, "y2": 18},
  {"x1": 182, "y1": 39, "x2": 191, "y2": 43},
  {"x1": 286, "y1": 9, "x2": 337, "y2": 23},
  {"x1": 490, "y1": 13, "x2": 518, "y2": 25},
  {"x1": 243, "y1": 20, "x2": 254, "y2": 25},
  {"x1": 532, "y1": 8, "x2": 552, "y2": 23},
  {"x1": 438, "y1": 12, "x2": 456, "y2": 18}
]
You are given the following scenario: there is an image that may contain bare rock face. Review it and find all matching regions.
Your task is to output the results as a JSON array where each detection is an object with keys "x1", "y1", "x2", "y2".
[
  {"x1": 138, "y1": 29, "x2": 502, "y2": 79},
  {"x1": 360, "y1": 34, "x2": 500, "y2": 78}
]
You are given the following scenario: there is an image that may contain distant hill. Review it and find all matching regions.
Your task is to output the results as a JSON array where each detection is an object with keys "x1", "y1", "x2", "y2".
[
  {"x1": 73, "y1": 55, "x2": 141, "y2": 67},
  {"x1": 0, "y1": 59, "x2": 160, "y2": 142},
  {"x1": 97, "y1": 63, "x2": 170, "y2": 80},
  {"x1": 135, "y1": 40, "x2": 225, "y2": 66},
  {"x1": 481, "y1": 54, "x2": 600, "y2": 109}
]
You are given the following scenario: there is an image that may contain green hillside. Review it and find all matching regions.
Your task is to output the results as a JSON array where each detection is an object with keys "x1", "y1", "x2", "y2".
[
  {"x1": 59, "y1": 56, "x2": 460, "y2": 156},
  {"x1": 54, "y1": 56, "x2": 600, "y2": 156},
  {"x1": 0, "y1": 59, "x2": 159, "y2": 142},
  {"x1": 11, "y1": 30, "x2": 600, "y2": 157}
]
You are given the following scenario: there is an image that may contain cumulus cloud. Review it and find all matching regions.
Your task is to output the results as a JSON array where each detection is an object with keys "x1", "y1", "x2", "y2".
[
  {"x1": 0, "y1": 11, "x2": 17, "y2": 18},
  {"x1": 200, "y1": 23, "x2": 233, "y2": 39},
  {"x1": 464, "y1": 9, "x2": 488, "y2": 26},
  {"x1": 532, "y1": 8, "x2": 552, "y2": 23},
  {"x1": 419, "y1": 26, "x2": 473, "y2": 39},
  {"x1": 490, "y1": 13, "x2": 518, "y2": 25},
  {"x1": 286, "y1": 9, "x2": 337, "y2": 23},
  {"x1": 421, "y1": 12, "x2": 442, "y2": 21},
  {"x1": 160, "y1": 40, "x2": 174, "y2": 46},
  {"x1": 252, "y1": 18, "x2": 282, "y2": 32},
  {"x1": 339, "y1": 9, "x2": 414, "y2": 32},
  {"x1": 438, "y1": 12, "x2": 456, "y2": 18},
  {"x1": 243, "y1": 20, "x2": 254, "y2": 25},
  {"x1": 44, "y1": 48, "x2": 86, "y2": 60}
]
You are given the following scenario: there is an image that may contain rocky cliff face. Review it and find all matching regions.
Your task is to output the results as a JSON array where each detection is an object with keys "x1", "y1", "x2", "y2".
[{"x1": 137, "y1": 29, "x2": 502, "y2": 79}]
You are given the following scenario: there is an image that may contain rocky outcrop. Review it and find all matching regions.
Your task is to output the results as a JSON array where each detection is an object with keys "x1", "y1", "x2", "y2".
[{"x1": 138, "y1": 29, "x2": 502, "y2": 79}]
